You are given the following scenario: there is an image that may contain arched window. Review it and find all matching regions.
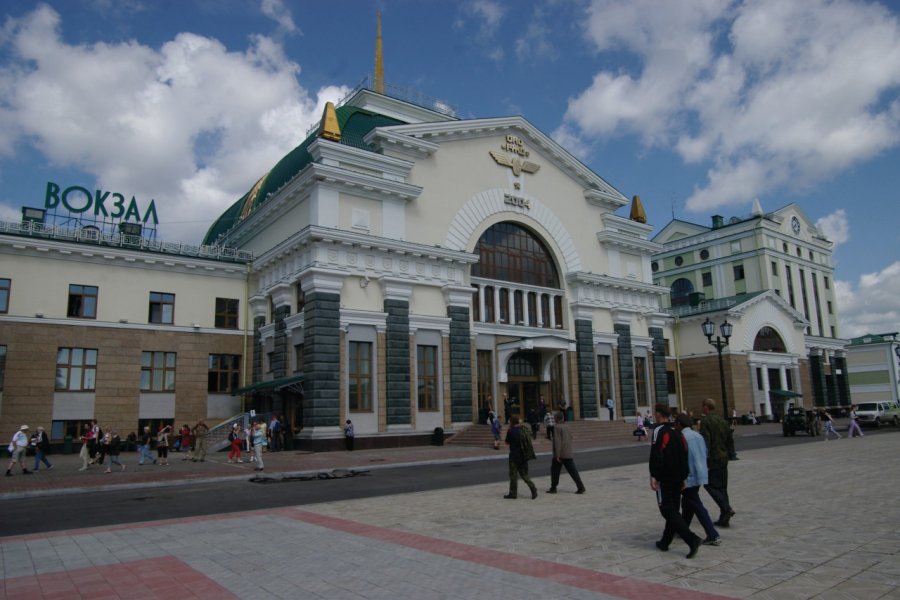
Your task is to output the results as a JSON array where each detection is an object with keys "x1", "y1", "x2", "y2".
[
  {"x1": 753, "y1": 327, "x2": 787, "y2": 353},
  {"x1": 473, "y1": 222, "x2": 560, "y2": 288},
  {"x1": 670, "y1": 278, "x2": 694, "y2": 307}
]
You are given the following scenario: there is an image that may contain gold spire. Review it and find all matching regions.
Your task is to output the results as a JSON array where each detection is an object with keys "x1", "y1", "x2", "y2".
[
  {"x1": 629, "y1": 195, "x2": 647, "y2": 223},
  {"x1": 319, "y1": 101, "x2": 341, "y2": 142},
  {"x1": 374, "y1": 11, "x2": 384, "y2": 94}
]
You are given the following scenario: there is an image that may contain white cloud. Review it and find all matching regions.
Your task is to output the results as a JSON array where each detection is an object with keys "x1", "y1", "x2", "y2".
[
  {"x1": 836, "y1": 261, "x2": 900, "y2": 338},
  {"x1": 456, "y1": 0, "x2": 507, "y2": 61},
  {"x1": 563, "y1": 0, "x2": 900, "y2": 214},
  {"x1": 815, "y1": 209, "x2": 849, "y2": 248},
  {"x1": 261, "y1": 0, "x2": 299, "y2": 36},
  {"x1": 0, "y1": 6, "x2": 348, "y2": 243}
]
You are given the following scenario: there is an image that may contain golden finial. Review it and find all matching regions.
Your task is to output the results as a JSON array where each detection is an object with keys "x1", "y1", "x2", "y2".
[
  {"x1": 319, "y1": 101, "x2": 341, "y2": 142},
  {"x1": 374, "y1": 11, "x2": 384, "y2": 94},
  {"x1": 629, "y1": 195, "x2": 647, "y2": 223}
]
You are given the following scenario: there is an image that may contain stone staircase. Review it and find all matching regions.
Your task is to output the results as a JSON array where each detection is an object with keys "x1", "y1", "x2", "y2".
[{"x1": 448, "y1": 420, "x2": 639, "y2": 451}]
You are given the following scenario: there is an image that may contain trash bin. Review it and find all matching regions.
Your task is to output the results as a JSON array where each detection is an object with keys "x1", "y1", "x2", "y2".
[
  {"x1": 432, "y1": 427, "x2": 444, "y2": 446},
  {"x1": 63, "y1": 435, "x2": 73, "y2": 455},
  {"x1": 566, "y1": 407, "x2": 574, "y2": 423}
]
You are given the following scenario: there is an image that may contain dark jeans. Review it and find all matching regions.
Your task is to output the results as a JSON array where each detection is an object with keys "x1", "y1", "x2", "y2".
[
  {"x1": 550, "y1": 458, "x2": 585, "y2": 491},
  {"x1": 681, "y1": 485, "x2": 718, "y2": 540},
  {"x1": 657, "y1": 481, "x2": 700, "y2": 548},
  {"x1": 705, "y1": 464, "x2": 732, "y2": 516},
  {"x1": 508, "y1": 460, "x2": 536, "y2": 497}
]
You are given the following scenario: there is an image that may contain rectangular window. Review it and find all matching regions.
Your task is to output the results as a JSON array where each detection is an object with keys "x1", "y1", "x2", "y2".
[
  {"x1": 0, "y1": 345, "x2": 6, "y2": 390},
  {"x1": 67, "y1": 284, "x2": 98, "y2": 319},
  {"x1": 554, "y1": 296, "x2": 563, "y2": 329},
  {"x1": 148, "y1": 292, "x2": 175, "y2": 324},
  {"x1": 0, "y1": 278, "x2": 10, "y2": 313},
  {"x1": 417, "y1": 345, "x2": 439, "y2": 411},
  {"x1": 56, "y1": 347, "x2": 98, "y2": 391},
  {"x1": 484, "y1": 286, "x2": 495, "y2": 322},
  {"x1": 634, "y1": 356, "x2": 647, "y2": 406},
  {"x1": 701, "y1": 272, "x2": 712, "y2": 287},
  {"x1": 348, "y1": 341, "x2": 372, "y2": 412},
  {"x1": 733, "y1": 264, "x2": 745, "y2": 281},
  {"x1": 824, "y1": 276, "x2": 830, "y2": 290},
  {"x1": 294, "y1": 344, "x2": 304, "y2": 373},
  {"x1": 214, "y1": 298, "x2": 239, "y2": 329},
  {"x1": 799, "y1": 269, "x2": 811, "y2": 322},
  {"x1": 498, "y1": 288, "x2": 509, "y2": 323},
  {"x1": 666, "y1": 371, "x2": 676, "y2": 394},
  {"x1": 477, "y1": 350, "x2": 493, "y2": 411},
  {"x1": 756, "y1": 367, "x2": 763, "y2": 390},
  {"x1": 597, "y1": 355, "x2": 612, "y2": 408},
  {"x1": 811, "y1": 273, "x2": 824, "y2": 336},
  {"x1": 785, "y1": 265, "x2": 796, "y2": 308},
  {"x1": 771, "y1": 261, "x2": 778, "y2": 276},
  {"x1": 208, "y1": 354, "x2": 240, "y2": 393},
  {"x1": 827, "y1": 300, "x2": 833, "y2": 315},
  {"x1": 140, "y1": 351, "x2": 176, "y2": 391}
]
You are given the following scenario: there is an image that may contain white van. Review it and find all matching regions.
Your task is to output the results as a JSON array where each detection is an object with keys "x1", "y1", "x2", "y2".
[{"x1": 855, "y1": 401, "x2": 900, "y2": 427}]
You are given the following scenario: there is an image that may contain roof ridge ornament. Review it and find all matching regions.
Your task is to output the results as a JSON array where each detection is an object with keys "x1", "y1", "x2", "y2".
[
  {"x1": 629, "y1": 195, "x2": 647, "y2": 223},
  {"x1": 319, "y1": 101, "x2": 342, "y2": 142},
  {"x1": 374, "y1": 11, "x2": 384, "y2": 95}
]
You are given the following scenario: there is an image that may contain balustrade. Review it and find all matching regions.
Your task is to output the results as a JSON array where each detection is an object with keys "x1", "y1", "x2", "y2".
[{"x1": 471, "y1": 279, "x2": 565, "y2": 330}]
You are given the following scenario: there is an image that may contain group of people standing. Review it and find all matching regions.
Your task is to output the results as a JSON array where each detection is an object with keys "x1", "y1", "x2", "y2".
[
  {"x1": 649, "y1": 398, "x2": 735, "y2": 559},
  {"x1": 227, "y1": 420, "x2": 270, "y2": 471}
]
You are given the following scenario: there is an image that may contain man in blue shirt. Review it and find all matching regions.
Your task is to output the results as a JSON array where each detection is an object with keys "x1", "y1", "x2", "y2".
[{"x1": 675, "y1": 414, "x2": 720, "y2": 546}]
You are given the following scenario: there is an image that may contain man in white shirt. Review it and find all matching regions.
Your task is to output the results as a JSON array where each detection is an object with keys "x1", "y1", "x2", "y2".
[{"x1": 6, "y1": 425, "x2": 33, "y2": 476}]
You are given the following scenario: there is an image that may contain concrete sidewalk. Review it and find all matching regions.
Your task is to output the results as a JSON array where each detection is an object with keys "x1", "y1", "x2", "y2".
[
  {"x1": 3, "y1": 423, "x2": 896, "y2": 599},
  {"x1": 1, "y1": 422, "x2": 784, "y2": 499}
]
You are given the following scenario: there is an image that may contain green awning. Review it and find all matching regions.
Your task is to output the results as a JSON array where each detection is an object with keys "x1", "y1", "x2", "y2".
[
  {"x1": 769, "y1": 389, "x2": 802, "y2": 398},
  {"x1": 238, "y1": 373, "x2": 304, "y2": 395}
]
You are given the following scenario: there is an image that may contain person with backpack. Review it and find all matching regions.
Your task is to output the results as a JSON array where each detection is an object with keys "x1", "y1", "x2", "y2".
[
  {"x1": 649, "y1": 403, "x2": 702, "y2": 559},
  {"x1": 503, "y1": 416, "x2": 537, "y2": 500}
]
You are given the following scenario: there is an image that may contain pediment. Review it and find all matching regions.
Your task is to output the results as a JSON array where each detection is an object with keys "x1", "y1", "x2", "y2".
[
  {"x1": 367, "y1": 116, "x2": 628, "y2": 208},
  {"x1": 652, "y1": 219, "x2": 709, "y2": 244}
]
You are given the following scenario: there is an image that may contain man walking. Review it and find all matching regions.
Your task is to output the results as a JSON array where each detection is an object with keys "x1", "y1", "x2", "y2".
[
  {"x1": 31, "y1": 426, "x2": 53, "y2": 471},
  {"x1": 606, "y1": 398, "x2": 615, "y2": 421},
  {"x1": 546, "y1": 411, "x2": 585, "y2": 495},
  {"x1": 503, "y1": 416, "x2": 537, "y2": 500},
  {"x1": 6, "y1": 425, "x2": 32, "y2": 476},
  {"x1": 700, "y1": 398, "x2": 735, "y2": 527},
  {"x1": 649, "y1": 403, "x2": 701, "y2": 559},
  {"x1": 674, "y1": 415, "x2": 720, "y2": 546}
]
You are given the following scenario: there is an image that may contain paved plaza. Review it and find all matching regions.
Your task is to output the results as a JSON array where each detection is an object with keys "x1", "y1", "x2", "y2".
[{"x1": 1, "y1": 428, "x2": 898, "y2": 599}]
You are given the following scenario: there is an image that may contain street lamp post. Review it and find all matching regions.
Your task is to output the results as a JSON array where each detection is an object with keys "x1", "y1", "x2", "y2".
[{"x1": 702, "y1": 317, "x2": 733, "y2": 420}]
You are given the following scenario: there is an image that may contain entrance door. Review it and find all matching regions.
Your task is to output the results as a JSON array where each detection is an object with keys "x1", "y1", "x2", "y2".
[{"x1": 508, "y1": 381, "x2": 540, "y2": 421}]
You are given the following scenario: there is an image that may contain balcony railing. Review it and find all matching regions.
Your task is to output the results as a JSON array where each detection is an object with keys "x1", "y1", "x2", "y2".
[{"x1": 471, "y1": 278, "x2": 566, "y2": 330}]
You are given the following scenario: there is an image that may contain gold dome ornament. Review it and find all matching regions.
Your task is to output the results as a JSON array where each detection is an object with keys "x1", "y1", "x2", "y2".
[
  {"x1": 319, "y1": 102, "x2": 342, "y2": 143},
  {"x1": 629, "y1": 195, "x2": 647, "y2": 223}
]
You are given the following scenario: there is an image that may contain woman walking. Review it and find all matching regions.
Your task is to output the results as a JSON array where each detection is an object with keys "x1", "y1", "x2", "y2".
[
  {"x1": 847, "y1": 405, "x2": 864, "y2": 438},
  {"x1": 251, "y1": 422, "x2": 266, "y2": 471},
  {"x1": 78, "y1": 424, "x2": 94, "y2": 471},
  {"x1": 822, "y1": 410, "x2": 841, "y2": 440},
  {"x1": 227, "y1": 423, "x2": 244, "y2": 463},
  {"x1": 156, "y1": 424, "x2": 171, "y2": 465},
  {"x1": 31, "y1": 426, "x2": 53, "y2": 471},
  {"x1": 104, "y1": 431, "x2": 126, "y2": 473}
]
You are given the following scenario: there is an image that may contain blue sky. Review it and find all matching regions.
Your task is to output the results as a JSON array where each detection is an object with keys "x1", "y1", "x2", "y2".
[{"x1": 1, "y1": 0, "x2": 898, "y2": 337}]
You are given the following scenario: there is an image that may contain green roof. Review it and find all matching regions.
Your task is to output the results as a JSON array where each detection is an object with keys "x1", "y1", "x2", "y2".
[{"x1": 203, "y1": 106, "x2": 406, "y2": 245}]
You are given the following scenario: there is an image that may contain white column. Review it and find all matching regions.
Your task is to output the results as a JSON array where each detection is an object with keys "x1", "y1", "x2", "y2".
[
  {"x1": 779, "y1": 365, "x2": 788, "y2": 391},
  {"x1": 522, "y1": 291, "x2": 530, "y2": 326},
  {"x1": 507, "y1": 287, "x2": 515, "y2": 324},
  {"x1": 493, "y1": 288, "x2": 502, "y2": 323},
  {"x1": 536, "y1": 293, "x2": 544, "y2": 327},
  {"x1": 762, "y1": 366, "x2": 772, "y2": 417},
  {"x1": 549, "y1": 294, "x2": 557, "y2": 329}
]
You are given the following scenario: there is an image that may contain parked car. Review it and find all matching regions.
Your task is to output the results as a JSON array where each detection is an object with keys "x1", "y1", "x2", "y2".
[{"x1": 855, "y1": 401, "x2": 900, "y2": 428}]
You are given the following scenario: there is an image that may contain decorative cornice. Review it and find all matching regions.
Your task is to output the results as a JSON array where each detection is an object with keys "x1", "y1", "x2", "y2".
[
  {"x1": 443, "y1": 285, "x2": 475, "y2": 308},
  {"x1": 249, "y1": 295, "x2": 269, "y2": 319},
  {"x1": 340, "y1": 308, "x2": 388, "y2": 332},
  {"x1": 268, "y1": 283, "x2": 293, "y2": 309},
  {"x1": 308, "y1": 138, "x2": 415, "y2": 181},
  {"x1": 364, "y1": 128, "x2": 441, "y2": 159},
  {"x1": 381, "y1": 276, "x2": 414, "y2": 302},
  {"x1": 298, "y1": 268, "x2": 345, "y2": 295},
  {"x1": 409, "y1": 314, "x2": 451, "y2": 334},
  {"x1": 0, "y1": 315, "x2": 245, "y2": 336}
]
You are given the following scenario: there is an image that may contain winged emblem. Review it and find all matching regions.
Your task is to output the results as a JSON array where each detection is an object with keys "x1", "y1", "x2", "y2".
[{"x1": 489, "y1": 151, "x2": 540, "y2": 177}]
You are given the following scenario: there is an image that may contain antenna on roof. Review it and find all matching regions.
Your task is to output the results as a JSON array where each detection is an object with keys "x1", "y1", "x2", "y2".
[{"x1": 374, "y1": 11, "x2": 384, "y2": 94}]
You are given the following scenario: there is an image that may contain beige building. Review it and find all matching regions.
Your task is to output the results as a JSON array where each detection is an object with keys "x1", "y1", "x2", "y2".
[
  {"x1": 653, "y1": 202, "x2": 850, "y2": 418},
  {"x1": 0, "y1": 221, "x2": 250, "y2": 442}
]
